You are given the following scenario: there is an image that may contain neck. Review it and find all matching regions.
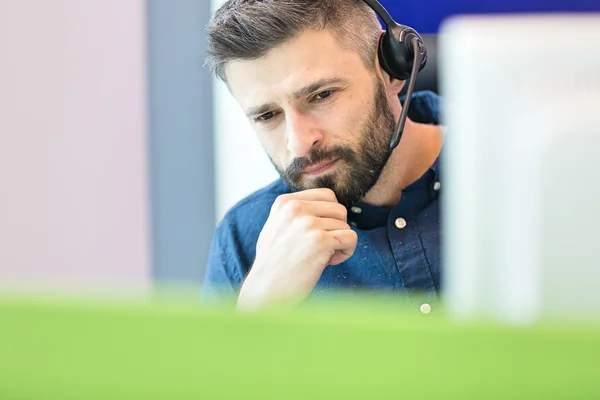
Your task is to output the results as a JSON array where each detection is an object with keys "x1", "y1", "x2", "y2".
[{"x1": 361, "y1": 117, "x2": 444, "y2": 208}]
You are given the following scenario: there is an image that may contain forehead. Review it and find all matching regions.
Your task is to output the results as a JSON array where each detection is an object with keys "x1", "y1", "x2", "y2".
[{"x1": 225, "y1": 30, "x2": 370, "y2": 107}]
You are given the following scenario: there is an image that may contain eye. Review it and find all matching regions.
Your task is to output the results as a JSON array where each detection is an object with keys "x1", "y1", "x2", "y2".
[
  {"x1": 313, "y1": 90, "x2": 334, "y2": 101},
  {"x1": 255, "y1": 111, "x2": 277, "y2": 122}
]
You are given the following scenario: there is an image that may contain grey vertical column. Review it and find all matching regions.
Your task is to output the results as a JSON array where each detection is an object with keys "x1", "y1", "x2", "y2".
[{"x1": 147, "y1": 0, "x2": 215, "y2": 284}]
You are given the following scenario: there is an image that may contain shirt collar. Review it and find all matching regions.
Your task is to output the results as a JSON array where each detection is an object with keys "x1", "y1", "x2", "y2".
[{"x1": 348, "y1": 156, "x2": 441, "y2": 230}]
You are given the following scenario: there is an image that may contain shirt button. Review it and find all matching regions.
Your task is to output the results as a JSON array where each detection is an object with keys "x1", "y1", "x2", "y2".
[
  {"x1": 350, "y1": 206, "x2": 362, "y2": 214},
  {"x1": 433, "y1": 181, "x2": 441, "y2": 191},
  {"x1": 420, "y1": 303, "x2": 432, "y2": 314},
  {"x1": 394, "y1": 218, "x2": 407, "y2": 230}
]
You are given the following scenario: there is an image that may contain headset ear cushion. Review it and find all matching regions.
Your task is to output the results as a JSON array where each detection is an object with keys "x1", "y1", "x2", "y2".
[{"x1": 377, "y1": 31, "x2": 412, "y2": 81}]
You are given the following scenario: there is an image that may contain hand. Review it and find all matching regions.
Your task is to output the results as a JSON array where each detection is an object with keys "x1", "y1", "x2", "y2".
[{"x1": 237, "y1": 188, "x2": 358, "y2": 311}]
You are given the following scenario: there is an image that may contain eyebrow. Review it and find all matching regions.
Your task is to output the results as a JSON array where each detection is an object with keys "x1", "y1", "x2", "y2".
[{"x1": 244, "y1": 77, "x2": 349, "y2": 117}]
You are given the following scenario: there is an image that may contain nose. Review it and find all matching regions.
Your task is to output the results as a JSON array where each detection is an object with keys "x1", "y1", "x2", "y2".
[{"x1": 285, "y1": 111, "x2": 324, "y2": 158}]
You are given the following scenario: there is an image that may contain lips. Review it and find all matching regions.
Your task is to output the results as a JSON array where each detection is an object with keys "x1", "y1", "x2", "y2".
[{"x1": 302, "y1": 158, "x2": 339, "y2": 174}]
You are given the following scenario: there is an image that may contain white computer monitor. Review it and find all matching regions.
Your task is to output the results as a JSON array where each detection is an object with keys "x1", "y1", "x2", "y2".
[{"x1": 440, "y1": 13, "x2": 600, "y2": 324}]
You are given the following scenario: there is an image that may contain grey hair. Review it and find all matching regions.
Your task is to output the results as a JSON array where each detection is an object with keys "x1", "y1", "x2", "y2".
[{"x1": 205, "y1": 0, "x2": 382, "y2": 82}]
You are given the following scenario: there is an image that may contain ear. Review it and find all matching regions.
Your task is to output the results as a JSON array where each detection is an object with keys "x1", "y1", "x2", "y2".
[
  {"x1": 385, "y1": 74, "x2": 406, "y2": 97},
  {"x1": 375, "y1": 30, "x2": 406, "y2": 96}
]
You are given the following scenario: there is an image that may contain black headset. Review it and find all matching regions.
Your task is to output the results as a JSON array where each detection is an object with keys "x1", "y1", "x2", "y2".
[{"x1": 361, "y1": 0, "x2": 427, "y2": 149}]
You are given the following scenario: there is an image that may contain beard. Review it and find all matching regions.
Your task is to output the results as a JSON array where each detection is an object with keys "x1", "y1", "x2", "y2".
[{"x1": 270, "y1": 79, "x2": 397, "y2": 208}]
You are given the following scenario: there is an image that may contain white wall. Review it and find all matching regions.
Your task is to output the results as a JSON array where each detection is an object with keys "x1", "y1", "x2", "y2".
[
  {"x1": 212, "y1": 0, "x2": 279, "y2": 223},
  {"x1": 0, "y1": 0, "x2": 150, "y2": 293}
]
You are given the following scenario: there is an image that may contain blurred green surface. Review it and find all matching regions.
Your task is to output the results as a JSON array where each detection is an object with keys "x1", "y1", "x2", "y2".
[{"x1": 1, "y1": 295, "x2": 599, "y2": 399}]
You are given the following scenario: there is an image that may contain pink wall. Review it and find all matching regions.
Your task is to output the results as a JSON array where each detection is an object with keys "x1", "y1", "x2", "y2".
[{"x1": 0, "y1": 1, "x2": 151, "y2": 293}]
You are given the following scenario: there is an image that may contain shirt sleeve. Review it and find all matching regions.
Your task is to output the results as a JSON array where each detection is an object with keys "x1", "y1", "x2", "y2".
[{"x1": 200, "y1": 223, "x2": 243, "y2": 307}]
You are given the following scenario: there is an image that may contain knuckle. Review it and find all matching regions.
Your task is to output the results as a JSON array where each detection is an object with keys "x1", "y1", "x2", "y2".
[
  {"x1": 296, "y1": 215, "x2": 316, "y2": 231},
  {"x1": 344, "y1": 233, "x2": 358, "y2": 256},
  {"x1": 309, "y1": 230, "x2": 328, "y2": 244},
  {"x1": 272, "y1": 195, "x2": 289, "y2": 211},
  {"x1": 286, "y1": 199, "x2": 304, "y2": 216},
  {"x1": 338, "y1": 204, "x2": 348, "y2": 220},
  {"x1": 323, "y1": 188, "x2": 337, "y2": 202}
]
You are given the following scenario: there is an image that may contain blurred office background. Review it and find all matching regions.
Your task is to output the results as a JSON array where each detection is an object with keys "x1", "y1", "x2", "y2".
[{"x1": 0, "y1": 0, "x2": 598, "y2": 294}]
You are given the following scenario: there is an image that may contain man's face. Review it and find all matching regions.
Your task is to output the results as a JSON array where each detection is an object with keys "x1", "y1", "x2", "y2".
[{"x1": 225, "y1": 30, "x2": 397, "y2": 207}]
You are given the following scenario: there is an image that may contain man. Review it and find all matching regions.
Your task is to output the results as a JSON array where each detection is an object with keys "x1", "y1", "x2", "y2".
[{"x1": 202, "y1": 0, "x2": 444, "y2": 310}]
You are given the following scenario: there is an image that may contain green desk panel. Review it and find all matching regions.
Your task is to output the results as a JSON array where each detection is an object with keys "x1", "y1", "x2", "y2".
[{"x1": 1, "y1": 296, "x2": 599, "y2": 399}]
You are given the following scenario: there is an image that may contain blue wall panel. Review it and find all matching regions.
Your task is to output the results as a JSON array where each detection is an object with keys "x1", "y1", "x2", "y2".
[{"x1": 378, "y1": 0, "x2": 600, "y2": 33}]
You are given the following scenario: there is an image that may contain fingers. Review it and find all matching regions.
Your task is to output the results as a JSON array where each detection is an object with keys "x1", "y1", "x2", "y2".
[
  {"x1": 273, "y1": 188, "x2": 338, "y2": 209},
  {"x1": 328, "y1": 229, "x2": 358, "y2": 253},
  {"x1": 272, "y1": 191, "x2": 347, "y2": 222},
  {"x1": 293, "y1": 201, "x2": 347, "y2": 221},
  {"x1": 327, "y1": 229, "x2": 358, "y2": 266},
  {"x1": 268, "y1": 188, "x2": 358, "y2": 268},
  {"x1": 286, "y1": 188, "x2": 338, "y2": 202},
  {"x1": 298, "y1": 216, "x2": 350, "y2": 232}
]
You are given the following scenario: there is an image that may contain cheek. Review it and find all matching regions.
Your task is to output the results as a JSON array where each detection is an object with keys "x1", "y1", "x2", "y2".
[
  {"x1": 315, "y1": 100, "x2": 369, "y2": 144},
  {"x1": 325, "y1": 112, "x2": 365, "y2": 145}
]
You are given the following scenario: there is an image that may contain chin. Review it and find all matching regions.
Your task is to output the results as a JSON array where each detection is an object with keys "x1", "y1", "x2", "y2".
[{"x1": 305, "y1": 172, "x2": 340, "y2": 190}]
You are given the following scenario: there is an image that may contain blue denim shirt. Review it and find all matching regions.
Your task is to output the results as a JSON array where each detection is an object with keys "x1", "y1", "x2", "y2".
[{"x1": 202, "y1": 91, "x2": 442, "y2": 304}]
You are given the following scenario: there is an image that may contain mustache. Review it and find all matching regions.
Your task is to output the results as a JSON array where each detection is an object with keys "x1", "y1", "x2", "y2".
[{"x1": 284, "y1": 146, "x2": 356, "y2": 178}]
